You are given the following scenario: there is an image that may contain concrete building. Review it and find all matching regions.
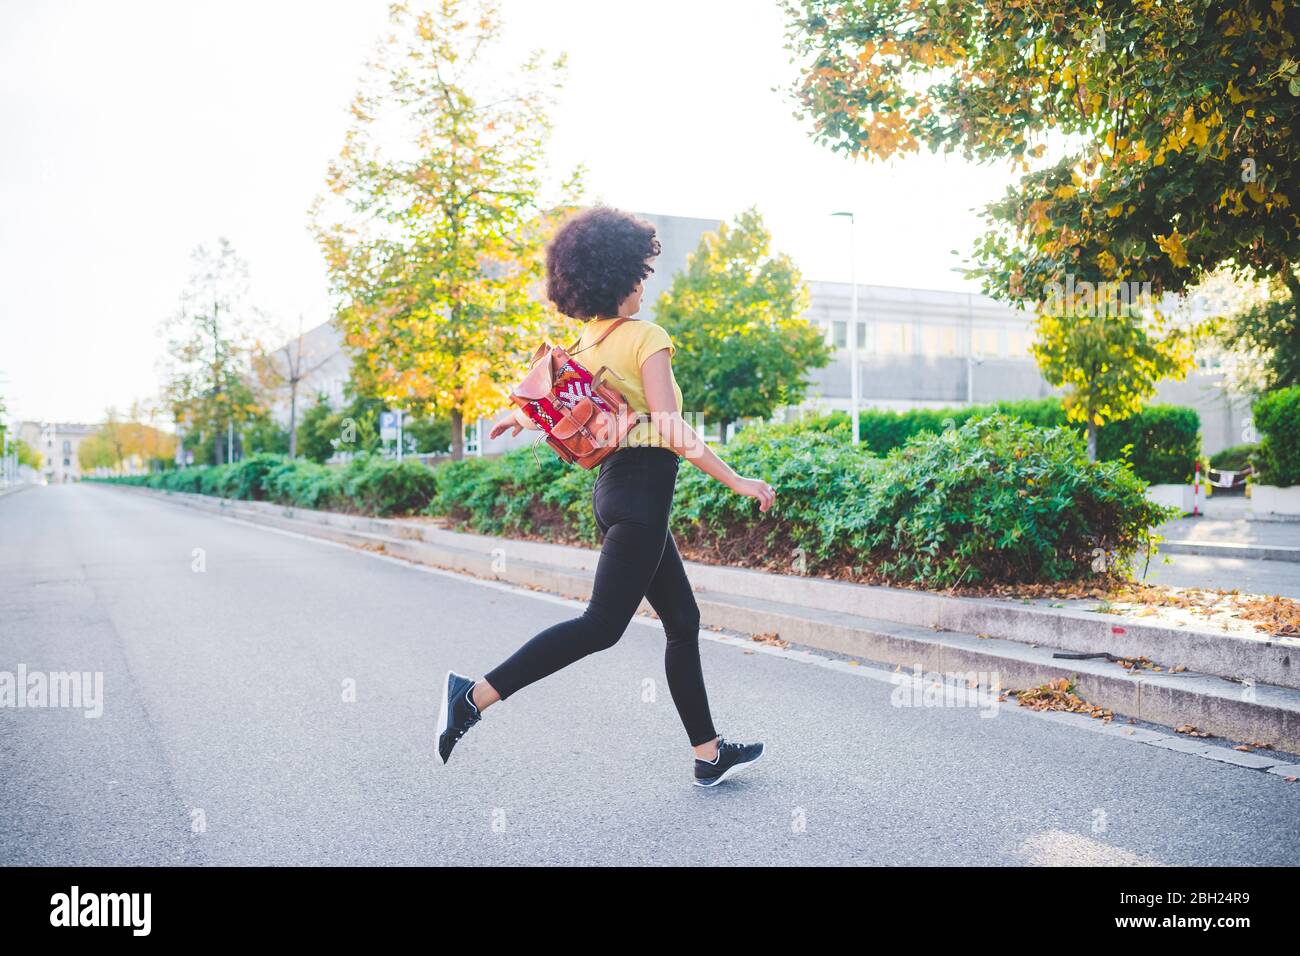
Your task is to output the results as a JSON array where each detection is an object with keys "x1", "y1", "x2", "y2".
[
  {"x1": 17, "y1": 421, "x2": 98, "y2": 483},
  {"x1": 799, "y1": 282, "x2": 1047, "y2": 412},
  {"x1": 282, "y1": 211, "x2": 1251, "y2": 458},
  {"x1": 797, "y1": 281, "x2": 1251, "y2": 455}
]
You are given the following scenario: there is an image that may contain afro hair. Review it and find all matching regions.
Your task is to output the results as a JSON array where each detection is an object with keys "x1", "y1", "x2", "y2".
[{"x1": 546, "y1": 206, "x2": 661, "y2": 320}]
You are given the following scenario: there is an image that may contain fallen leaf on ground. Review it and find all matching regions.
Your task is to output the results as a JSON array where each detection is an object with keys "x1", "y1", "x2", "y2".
[{"x1": 1013, "y1": 678, "x2": 1114, "y2": 721}]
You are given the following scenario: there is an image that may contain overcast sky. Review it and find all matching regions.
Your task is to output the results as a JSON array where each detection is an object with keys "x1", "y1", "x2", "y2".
[{"x1": 0, "y1": 0, "x2": 1018, "y2": 424}]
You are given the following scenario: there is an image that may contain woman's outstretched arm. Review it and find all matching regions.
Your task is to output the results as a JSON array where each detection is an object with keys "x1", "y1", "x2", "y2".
[
  {"x1": 641, "y1": 348, "x2": 775, "y2": 513},
  {"x1": 488, "y1": 405, "x2": 540, "y2": 440}
]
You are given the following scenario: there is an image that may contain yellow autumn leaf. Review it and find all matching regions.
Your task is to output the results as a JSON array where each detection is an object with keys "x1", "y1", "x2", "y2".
[{"x1": 1156, "y1": 232, "x2": 1190, "y2": 268}]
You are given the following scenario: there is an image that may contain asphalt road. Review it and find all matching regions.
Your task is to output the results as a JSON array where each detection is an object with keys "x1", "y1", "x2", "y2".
[{"x1": 2, "y1": 484, "x2": 1297, "y2": 866}]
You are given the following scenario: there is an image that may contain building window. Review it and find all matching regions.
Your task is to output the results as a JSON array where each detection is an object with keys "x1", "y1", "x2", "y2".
[
  {"x1": 876, "y1": 321, "x2": 914, "y2": 355},
  {"x1": 920, "y1": 324, "x2": 959, "y2": 357},
  {"x1": 1007, "y1": 329, "x2": 1034, "y2": 356},
  {"x1": 63, "y1": 458, "x2": 71, "y2": 467},
  {"x1": 972, "y1": 327, "x2": 1000, "y2": 357},
  {"x1": 830, "y1": 320, "x2": 870, "y2": 350},
  {"x1": 62, "y1": 440, "x2": 71, "y2": 455}
]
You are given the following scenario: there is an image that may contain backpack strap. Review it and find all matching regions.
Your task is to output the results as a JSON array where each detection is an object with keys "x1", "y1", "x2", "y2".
[{"x1": 567, "y1": 316, "x2": 632, "y2": 356}]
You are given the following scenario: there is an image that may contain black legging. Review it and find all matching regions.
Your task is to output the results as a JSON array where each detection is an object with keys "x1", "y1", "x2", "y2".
[{"x1": 483, "y1": 445, "x2": 718, "y2": 746}]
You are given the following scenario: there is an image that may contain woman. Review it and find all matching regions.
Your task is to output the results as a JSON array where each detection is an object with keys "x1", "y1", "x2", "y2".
[{"x1": 435, "y1": 206, "x2": 776, "y2": 788}]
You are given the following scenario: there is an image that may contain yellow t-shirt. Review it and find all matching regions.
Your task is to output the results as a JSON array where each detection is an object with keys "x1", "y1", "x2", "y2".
[{"x1": 572, "y1": 317, "x2": 683, "y2": 450}]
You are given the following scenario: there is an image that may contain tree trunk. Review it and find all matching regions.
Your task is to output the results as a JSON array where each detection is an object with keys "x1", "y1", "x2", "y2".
[
  {"x1": 717, "y1": 418, "x2": 731, "y2": 446},
  {"x1": 1086, "y1": 416, "x2": 1098, "y2": 463},
  {"x1": 288, "y1": 382, "x2": 299, "y2": 459},
  {"x1": 450, "y1": 408, "x2": 464, "y2": 461}
]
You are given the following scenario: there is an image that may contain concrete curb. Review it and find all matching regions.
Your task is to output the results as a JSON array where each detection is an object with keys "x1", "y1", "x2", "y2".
[
  {"x1": 1159, "y1": 539, "x2": 1300, "y2": 563},
  {"x1": 104, "y1": 484, "x2": 1300, "y2": 753}
]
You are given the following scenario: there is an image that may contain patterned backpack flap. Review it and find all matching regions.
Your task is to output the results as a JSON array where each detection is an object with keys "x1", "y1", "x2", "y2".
[{"x1": 510, "y1": 318, "x2": 647, "y2": 469}]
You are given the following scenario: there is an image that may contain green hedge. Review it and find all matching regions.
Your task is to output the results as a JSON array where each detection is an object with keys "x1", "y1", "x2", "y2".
[
  {"x1": 430, "y1": 444, "x2": 599, "y2": 542},
  {"x1": 91, "y1": 453, "x2": 437, "y2": 517},
  {"x1": 430, "y1": 414, "x2": 1175, "y2": 587},
  {"x1": 1094, "y1": 405, "x2": 1202, "y2": 484},
  {"x1": 1253, "y1": 387, "x2": 1300, "y2": 486},
  {"x1": 846, "y1": 398, "x2": 1067, "y2": 454},
  {"x1": 95, "y1": 416, "x2": 1176, "y2": 587},
  {"x1": 837, "y1": 398, "x2": 1200, "y2": 484},
  {"x1": 1209, "y1": 443, "x2": 1258, "y2": 472}
]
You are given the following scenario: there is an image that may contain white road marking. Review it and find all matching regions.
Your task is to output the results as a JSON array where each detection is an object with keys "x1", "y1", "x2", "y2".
[{"x1": 1018, "y1": 829, "x2": 1164, "y2": 867}]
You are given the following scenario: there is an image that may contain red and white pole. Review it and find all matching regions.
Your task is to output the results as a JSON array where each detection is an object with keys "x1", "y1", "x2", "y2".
[{"x1": 1192, "y1": 461, "x2": 1201, "y2": 517}]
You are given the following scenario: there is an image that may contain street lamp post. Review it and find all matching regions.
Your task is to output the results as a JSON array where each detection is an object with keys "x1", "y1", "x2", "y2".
[
  {"x1": 831, "y1": 211, "x2": 861, "y2": 445},
  {"x1": 966, "y1": 293, "x2": 977, "y2": 404}
]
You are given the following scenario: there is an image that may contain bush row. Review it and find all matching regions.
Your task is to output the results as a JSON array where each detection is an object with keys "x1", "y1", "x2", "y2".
[
  {"x1": 839, "y1": 398, "x2": 1202, "y2": 484},
  {"x1": 94, "y1": 415, "x2": 1178, "y2": 587},
  {"x1": 429, "y1": 414, "x2": 1176, "y2": 587},
  {"x1": 92, "y1": 452, "x2": 437, "y2": 517}
]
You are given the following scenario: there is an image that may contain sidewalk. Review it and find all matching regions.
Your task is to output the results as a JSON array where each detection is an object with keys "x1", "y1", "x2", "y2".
[
  {"x1": 1158, "y1": 513, "x2": 1300, "y2": 549},
  {"x1": 1139, "y1": 492, "x2": 1300, "y2": 595}
]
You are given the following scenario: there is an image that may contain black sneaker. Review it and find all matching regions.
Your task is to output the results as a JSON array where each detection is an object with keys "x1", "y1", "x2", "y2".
[
  {"x1": 693, "y1": 735, "x2": 765, "y2": 788},
  {"x1": 435, "y1": 670, "x2": 482, "y2": 765}
]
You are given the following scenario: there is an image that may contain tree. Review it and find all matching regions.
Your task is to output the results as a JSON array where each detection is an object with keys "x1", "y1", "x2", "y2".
[
  {"x1": 14, "y1": 440, "x2": 40, "y2": 471},
  {"x1": 781, "y1": 1, "x2": 1299, "y2": 371},
  {"x1": 242, "y1": 414, "x2": 291, "y2": 456},
  {"x1": 0, "y1": 394, "x2": 40, "y2": 472},
  {"x1": 312, "y1": 0, "x2": 583, "y2": 460},
  {"x1": 333, "y1": 392, "x2": 385, "y2": 458},
  {"x1": 122, "y1": 400, "x2": 177, "y2": 464},
  {"x1": 1033, "y1": 305, "x2": 1196, "y2": 460},
  {"x1": 296, "y1": 394, "x2": 340, "y2": 464},
  {"x1": 1217, "y1": 274, "x2": 1300, "y2": 392},
  {"x1": 295, "y1": 389, "x2": 385, "y2": 463},
  {"x1": 79, "y1": 408, "x2": 126, "y2": 472},
  {"x1": 254, "y1": 316, "x2": 337, "y2": 458},
  {"x1": 403, "y1": 414, "x2": 452, "y2": 455},
  {"x1": 78, "y1": 403, "x2": 178, "y2": 473},
  {"x1": 654, "y1": 207, "x2": 829, "y2": 443},
  {"x1": 159, "y1": 240, "x2": 269, "y2": 465}
]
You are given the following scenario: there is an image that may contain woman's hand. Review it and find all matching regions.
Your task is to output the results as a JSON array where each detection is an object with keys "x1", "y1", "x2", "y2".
[
  {"x1": 730, "y1": 475, "x2": 776, "y2": 513},
  {"x1": 488, "y1": 415, "x2": 521, "y2": 440},
  {"x1": 488, "y1": 407, "x2": 534, "y2": 440}
]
